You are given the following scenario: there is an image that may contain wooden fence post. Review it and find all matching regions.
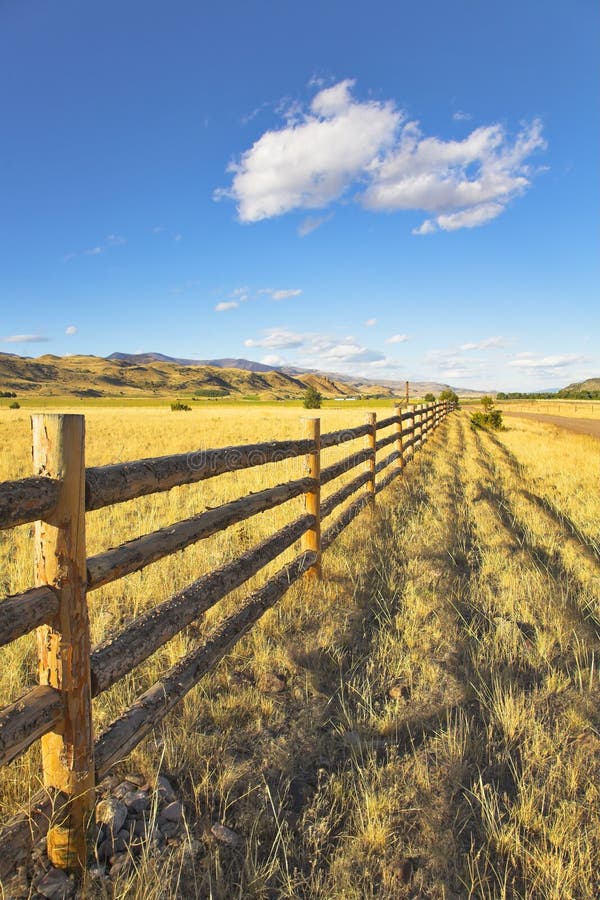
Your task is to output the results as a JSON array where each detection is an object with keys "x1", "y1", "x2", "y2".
[
  {"x1": 302, "y1": 418, "x2": 321, "y2": 579},
  {"x1": 394, "y1": 404, "x2": 404, "y2": 471},
  {"x1": 416, "y1": 404, "x2": 424, "y2": 447},
  {"x1": 411, "y1": 404, "x2": 418, "y2": 451},
  {"x1": 365, "y1": 412, "x2": 376, "y2": 501},
  {"x1": 32, "y1": 414, "x2": 94, "y2": 872},
  {"x1": 406, "y1": 405, "x2": 415, "y2": 459}
]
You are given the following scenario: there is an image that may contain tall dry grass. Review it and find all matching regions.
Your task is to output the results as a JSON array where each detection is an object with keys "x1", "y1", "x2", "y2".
[{"x1": 1, "y1": 405, "x2": 599, "y2": 898}]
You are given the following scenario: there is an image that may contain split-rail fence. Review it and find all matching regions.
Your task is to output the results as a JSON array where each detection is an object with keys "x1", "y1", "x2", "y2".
[{"x1": 0, "y1": 400, "x2": 453, "y2": 878}]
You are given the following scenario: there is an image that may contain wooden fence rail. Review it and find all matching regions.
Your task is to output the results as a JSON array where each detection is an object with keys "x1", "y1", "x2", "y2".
[{"x1": 0, "y1": 400, "x2": 454, "y2": 879}]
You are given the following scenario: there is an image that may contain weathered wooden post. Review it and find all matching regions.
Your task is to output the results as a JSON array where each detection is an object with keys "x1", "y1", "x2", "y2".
[
  {"x1": 394, "y1": 404, "x2": 404, "y2": 472},
  {"x1": 302, "y1": 418, "x2": 321, "y2": 579},
  {"x1": 414, "y1": 404, "x2": 422, "y2": 448},
  {"x1": 32, "y1": 414, "x2": 94, "y2": 872},
  {"x1": 365, "y1": 412, "x2": 376, "y2": 501},
  {"x1": 411, "y1": 404, "x2": 419, "y2": 451}
]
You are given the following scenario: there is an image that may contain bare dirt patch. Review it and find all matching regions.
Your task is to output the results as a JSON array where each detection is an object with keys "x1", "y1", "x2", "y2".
[{"x1": 503, "y1": 410, "x2": 600, "y2": 439}]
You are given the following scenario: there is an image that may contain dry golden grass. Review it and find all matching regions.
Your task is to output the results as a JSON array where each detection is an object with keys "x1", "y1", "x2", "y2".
[
  {"x1": 1, "y1": 405, "x2": 599, "y2": 898},
  {"x1": 497, "y1": 400, "x2": 600, "y2": 420}
]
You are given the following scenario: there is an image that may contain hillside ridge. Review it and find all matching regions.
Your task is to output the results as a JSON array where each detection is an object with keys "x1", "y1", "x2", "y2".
[{"x1": 0, "y1": 351, "x2": 478, "y2": 399}]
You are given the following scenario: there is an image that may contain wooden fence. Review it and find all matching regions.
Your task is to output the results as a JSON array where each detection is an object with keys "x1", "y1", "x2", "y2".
[{"x1": 0, "y1": 400, "x2": 453, "y2": 878}]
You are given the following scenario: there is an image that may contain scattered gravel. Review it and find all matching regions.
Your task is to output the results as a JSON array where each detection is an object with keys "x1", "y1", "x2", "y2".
[{"x1": 7, "y1": 773, "x2": 190, "y2": 898}]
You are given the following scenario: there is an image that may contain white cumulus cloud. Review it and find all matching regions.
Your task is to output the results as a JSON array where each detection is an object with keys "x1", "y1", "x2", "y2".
[
  {"x1": 366, "y1": 119, "x2": 545, "y2": 234},
  {"x1": 65, "y1": 325, "x2": 78, "y2": 335},
  {"x1": 245, "y1": 329, "x2": 304, "y2": 349},
  {"x1": 215, "y1": 79, "x2": 400, "y2": 222},
  {"x1": 217, "y1": 80, "x2": 546, "y2": 234},
  {"x1": 317, "y1": 342, "x2": 385, "y2": 363},
  {"x1": 261, "y1": 354, "x2": 287, "y2": 367},
  {"x1": 386, "y1": 334, "x2": 409, "y2": 344}
]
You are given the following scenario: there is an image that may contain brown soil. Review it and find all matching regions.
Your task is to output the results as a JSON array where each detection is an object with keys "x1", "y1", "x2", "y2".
[{"x1": 503, "y1": 410, "x2": 600, "y2": 438}]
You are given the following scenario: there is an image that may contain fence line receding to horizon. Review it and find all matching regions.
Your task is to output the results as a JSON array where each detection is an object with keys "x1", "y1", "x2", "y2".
[{"x1": 0, "y1": 400, "x2": 454, "y2": 878}]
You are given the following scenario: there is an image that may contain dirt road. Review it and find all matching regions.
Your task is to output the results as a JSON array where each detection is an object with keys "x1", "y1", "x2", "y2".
[{"x1": 503, "y1": 410, "x2": 600, "y2": 438}]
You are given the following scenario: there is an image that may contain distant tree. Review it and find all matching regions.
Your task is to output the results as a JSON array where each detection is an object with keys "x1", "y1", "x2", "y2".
[
  {"x1": 480, "y1": 395, "x2": 495, "y2": 412},
  {"x1": 303, "y1": 386, "x2": 323, "y2": 409},
  {"x1": 170, "y1": 401, "x2": 191, "y2": 411},
  {"x1": 424, "y1": 392, "x2": 436, "y2": 402},
  {"x1": 439, "y1": 389, "x2": 459, "y2": 404},
  {"x1": 9, "y1": 401, "x2": 20, "y2": 409}
]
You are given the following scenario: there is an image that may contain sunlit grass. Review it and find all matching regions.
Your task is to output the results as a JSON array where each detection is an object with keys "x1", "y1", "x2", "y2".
[{"x1": 1, "y1": 405, "x2": 599, "y2": 897}]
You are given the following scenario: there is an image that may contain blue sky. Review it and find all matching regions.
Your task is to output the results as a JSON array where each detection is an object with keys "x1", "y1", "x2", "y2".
[{"x1": 1, "y1": 0, "x2": 598, "y2": 390}]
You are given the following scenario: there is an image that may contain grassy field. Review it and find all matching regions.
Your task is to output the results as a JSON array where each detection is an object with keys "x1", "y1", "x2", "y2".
[
  {"x1": 0, "y1": 396, "x2": 420, "y2": 411},
  {"x1": 494, "y1": 400, "x2": 600, "y2": 420},
  {"x1": 1, "y1": 405, "x2": 599, "y2": 898}
]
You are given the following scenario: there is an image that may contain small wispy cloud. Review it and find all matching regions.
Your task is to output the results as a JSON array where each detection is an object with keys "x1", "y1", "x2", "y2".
[
  {"x1": 412, "y1": 220, "x2": 437, "y2": 236},
  {"x1": 241, "y1": 100, "x2": 270, "y2": 125},
  {"x1": 215, "y1": 301, "x2": 239, "y2": 312},
  {"x1": 65, "y1": 325, "x2": 78, "y2": 336},
  {"x1": 365, "y1": 318, "x2": 377, "y2": 327},
  {"x1": 386, "y1": 334, "x2": 409, "y2": 344},
  {"x1": 66, "y1": 233, "x2": 127, "y2": 260},
  {"x1": 272, "y1": 289, "x2": 301, "y2": 301},
  {"x1": 258, "y1": 288, "x2": 302, "y2": 301},
  {"x1": 3, "y1": 334, "x2": 50, "y2": 343},
  {"x1": 507, "y1": 354, "x2": 583, "y2": 371},
  {"x1": 460, "y1": 336, "x2": 506, "y2": 351},
  {"x1": 453, "y1": 110, "x2": 472, "y2": 122},
  {"x1": 298, "y1": 213, "x2": 333, "y2": 237},
  {"x1": 174, "y1": 233, "x2": 183, "y2": 242}
]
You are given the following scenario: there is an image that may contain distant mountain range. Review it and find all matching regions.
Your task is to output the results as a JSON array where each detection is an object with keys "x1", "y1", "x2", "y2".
[
  {"x1": 106, "y1": 352, "x2": 484, "y2": 396},
  {"x1": 0, "y1": 350, "x2": 484, "y2": 399},
  {"x1": 107, "y1": 352, "x2": 279, "y2": 373},
  {"x1": 2, "y1": 350, "x2": 594, "y2": 400}
]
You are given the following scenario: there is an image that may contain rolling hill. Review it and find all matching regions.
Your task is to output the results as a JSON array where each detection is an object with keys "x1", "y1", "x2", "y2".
[
  {"x1": 0, "y1": 352, "x2": 383, "y2": 399},
  {"x1": 0, "y1": 351, "x2": 483, "y2": 400},
  {"x1": 558, "y1": 377, "x2": 600, "y2": 396}
]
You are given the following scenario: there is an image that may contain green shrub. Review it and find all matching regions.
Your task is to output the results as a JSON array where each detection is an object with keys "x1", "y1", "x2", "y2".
[
  {"x1": 303, "y1": 386, "x2": 323, "y2": 409},
  {"x1": 8, "y1": 401, "x2": 20, "y2": 409},
  {"x1": 470, "y1": 397, "x2": 504, "y2": 431},
  {"x1": 170, "y1": 401, "x2": 191, "y2": 411},
  {"x1": 424, "y1": 392, "x2": 436, "y2": 402},
  {"x1": 439, "y1": 389, "x2": 459, "y2": 404}
]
